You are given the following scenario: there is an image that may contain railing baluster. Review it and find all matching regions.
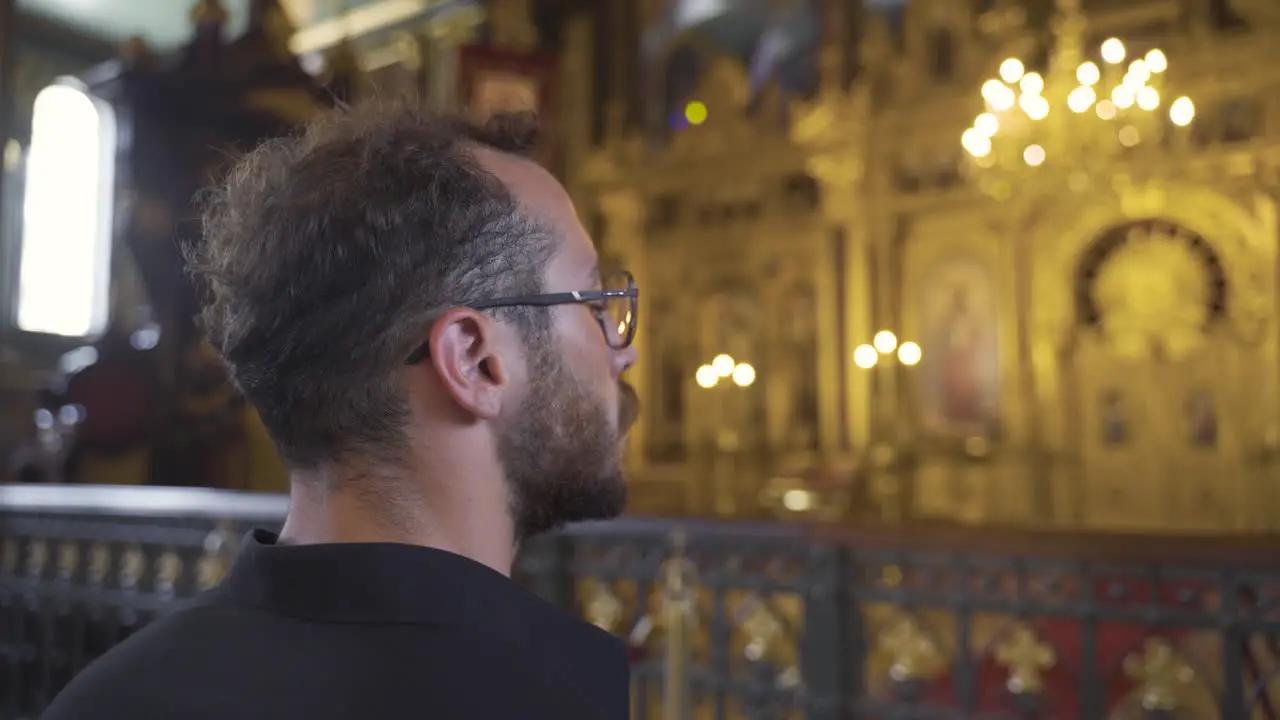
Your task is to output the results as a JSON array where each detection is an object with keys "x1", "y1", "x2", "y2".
[{"x1": 801, "y1": 544, "x2": 843, "y2": 720}]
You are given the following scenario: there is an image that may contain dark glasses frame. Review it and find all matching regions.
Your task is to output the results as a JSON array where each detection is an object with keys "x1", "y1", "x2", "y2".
[{"x1": 404, "y1": 270, "x2": 638, "y2": 365}]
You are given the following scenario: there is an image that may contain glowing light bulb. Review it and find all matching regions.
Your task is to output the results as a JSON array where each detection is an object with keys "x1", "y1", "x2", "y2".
[
  {"x1": 695, "y1": 364, "x2": 718, "y2": 388},
  {"x1": 974, "y1": 112, "x2": 999, "y2": 136},
  {"x1": 711, "y1": 353, "x2": 735, "y2": 377},
  {"x1": 897, "y1": 342, "x2": 922, "y2": 366},
  {"x1": 853, "y1": 344, "x2": 878, "y2": 369},
  {"x1": 1019, "y1": 72, "x2": 1044, "y2": 95},
  {"x1": 1170, "y1": 96, "x2": 1195, "y2": 126},
  {"x1": 1118, "y1": 125, "x2": 1140, "y2": 147},
  {"x1": 1125, "y1": 59, "x2": 1150, "y2": 87},
  {"x1": 1111, "y1": 85, "x2": 1136, "y2": 109},
  {"x1": 873, "y1": 330, "x2": 898, "y2": 354},
  {"x1": 731, "y1": 362, "x2": 755, "y2": 387},
  {"x1": 1023, "y1": 144, "x2": 1046, "y2": 166},
  {"x1": 1095, "y1": 99, "x2": 1117, "y2": 120},
  {"x1": 999, "y1": 58, "x2": 1025, "y2": 83},
  {"x1": 981, "y1": 79, "x2": 1007, "y2": 103},
  {"x1": 1101, "y1": 37, "x2": 1126, "y2": 64},
  {"x1": 1067, "y1": 86, "x2": 1097, "y2": 113},
  {"x1": 1076, "y1": 61, "x2": 1101, "y2": 86},
  {"x1": 989, "y1": 85, "x2": 1016, "y2": 111},
  {"x1": 1145, "y1": 48, "x2": 1167, "y2": 73},
  {"x1": 1136, "y1": 86, "x2": 1160, "y2": 111},
  {"x1": 1020, "y1": 94, "x2": 1050, "y2": 120}
]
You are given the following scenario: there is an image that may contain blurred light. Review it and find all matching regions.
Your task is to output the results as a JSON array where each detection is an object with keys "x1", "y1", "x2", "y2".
[
  {"x1": 962, "y1": 128, "x2": 992, "y2": 157},
  {"x1": 1076, "y1": 61, "x2": 1101, "y2": 86},
  {"x1": 58, "y1": 345, "x2": 98, "y2": 375},
  {"x1": 130, "y1": 323, "x2": 161, "y2": 350},
  {"x1": 981, "y1": 79, "x2": 1007, "y2": 103},
  {"x1": 684, "y1": 100, "x2": 707, "y2": 125},
  {"x1": 1111, "y1": 85, "x2": 1136, "y2": 109},
  {"x1": 1018, "y1": 72, "x2": 1044, "y2": 95},
  {"x1": 1118, "y1": 125, "x2": 1140, "y2": 147},
  {"x1": 17, "y1": 80, "x2": 115, "y2": 338},
  {"x1": 1124, "y1": 60, "x2": 1150, "y2": 87},
  {"x1": 897, "y1": 342, "x2": 922, "y2": 366},
  {"x1": 696, "y1": 364, "x2": 718, "y2": 388},
  {"x1": 1067, "y1": 86, "x2": 1097, "y2": 113},
  {"x1": 731, "y1": 362, "x2": 756, "y2": 388},
  {"x1": 4, "y1": 139, "x2": 21, "y2": 170},
  {"x1": 1020, "y1": 94, "x2": 1050, "y2": 120},
  {"x1": 1136, "y1": 86, "x2": 1160, "y2": 111},
  {"x1": 782, "y1": 489, "x2": 815, "y2": 512},
  {"x1": 974, "y1": 112, "x2": 999, "y2": 136},
  {"x1": 853, "y1": 344, "x2": 878, "y2": 369},
  {"x1": 873, "y1": 330, "x2": 898, "y2": 354},
  {"x1": 989, "y1": 85, "x2": 1016, "y2": 111},
  {"x1": 1170, "y1": 96, "x2": 1195, "y2": 126},
  {"x1": 999, "y1": 58, "x2": 1025, "y2": 83},
  {"x1": 1101, "y1": 37, "x2": 1126, "y2": 64},
  {"x1": 1145, "y1": 48, "x2": 1168, "y2": 73},
  {"x1": 1023, "y1": 144, "x2": 1046, "y2": 166},
  {"x1": 1095, "y1": 99, "x2": 1118, "y2": 119},
  {"x1": 711, "y1": 353, "x2": 735, "y2": 377}
]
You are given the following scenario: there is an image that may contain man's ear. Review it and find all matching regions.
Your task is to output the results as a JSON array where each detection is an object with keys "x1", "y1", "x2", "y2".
[{"x1": 425, "y1": 308, "x2": 509, "y2": 419}]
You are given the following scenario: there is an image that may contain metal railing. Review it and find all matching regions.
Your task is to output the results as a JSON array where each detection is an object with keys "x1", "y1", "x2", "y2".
[{"x1": 1, "y1": 483, "x2": 1278, "y2": 719}]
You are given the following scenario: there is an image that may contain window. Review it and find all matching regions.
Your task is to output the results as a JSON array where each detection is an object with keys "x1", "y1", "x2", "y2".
[{"x1": 14, "y1": 79, "x2": 115, "y2": 338}]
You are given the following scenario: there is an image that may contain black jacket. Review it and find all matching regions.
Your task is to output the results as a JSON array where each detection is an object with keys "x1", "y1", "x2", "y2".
[{"x1": 43, "y1": 530, "x2": 629, "y2": 719}]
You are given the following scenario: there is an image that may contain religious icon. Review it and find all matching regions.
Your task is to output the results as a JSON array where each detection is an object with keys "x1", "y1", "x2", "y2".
[
  {"x1": 1101, "y1": 390, "x2": 1127, "y2": 445},
  {"x1": 919, "y1": 259, "x2": 1000, "y2": 435},
  {"x1": 1186, "y1": 390, "x2": 1217, "y2": 448},
  {"x1": 471, "y1": 70, "x2": 539, "y2": 118},
  {"x1": 458, "y1": 44, "x2": 557, "y2": 168}
]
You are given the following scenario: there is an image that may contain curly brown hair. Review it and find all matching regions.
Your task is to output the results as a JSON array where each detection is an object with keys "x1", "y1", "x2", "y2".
[{"x1": 185, "y1": 104, "x2": 554, "y2": 469}]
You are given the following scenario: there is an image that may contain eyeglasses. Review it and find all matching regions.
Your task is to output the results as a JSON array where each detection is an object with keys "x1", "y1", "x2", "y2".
[{"x1": 404, "y1": 269, "x2": 638, "y2": 365}]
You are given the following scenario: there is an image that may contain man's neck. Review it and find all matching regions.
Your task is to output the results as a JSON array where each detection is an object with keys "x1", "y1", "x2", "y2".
[{"x1": 279, "y1": 471, "x2": 517, "y2": 576}]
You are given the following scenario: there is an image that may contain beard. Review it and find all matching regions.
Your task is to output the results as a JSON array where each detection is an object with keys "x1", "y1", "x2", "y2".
[{"x1": 497, "y1": 341, "x2": 632, "y2": 541}]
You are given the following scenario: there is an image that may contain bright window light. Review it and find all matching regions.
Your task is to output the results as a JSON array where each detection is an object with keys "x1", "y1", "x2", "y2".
[
  {"x1": 15, "y1": 79, "x2": 116, "y2": 338},
  {"x1": 674, "y1": 0, "x2": 726, "y2": 29}
]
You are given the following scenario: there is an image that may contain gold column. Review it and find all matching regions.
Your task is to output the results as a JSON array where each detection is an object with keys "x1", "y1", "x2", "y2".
[
  {"x1": 558, "y1": 11, "x2": 593, "y2": 201},
  {"x1": 599, "y1": 190, "x2": 649, "y2": 476},
  {"x1": 811, "y1": 154, "x2": 871, "y2": 450},
  {"x1": 425, "y1": 4, "x2": 485, "y2": 110}
]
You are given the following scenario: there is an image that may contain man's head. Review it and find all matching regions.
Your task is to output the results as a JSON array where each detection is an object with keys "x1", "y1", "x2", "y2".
[{"x1": 188, "y1": 105, "x2": 637, "y2": 540}]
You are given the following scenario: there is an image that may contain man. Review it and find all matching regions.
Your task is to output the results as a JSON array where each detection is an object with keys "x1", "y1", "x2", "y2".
[{"x1": 43, "y1": 106, "x2": 639, "y2": 719}]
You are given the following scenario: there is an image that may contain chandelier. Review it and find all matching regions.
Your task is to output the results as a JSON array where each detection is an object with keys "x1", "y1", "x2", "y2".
[{"x1": 960, "y1": 0, "x2": 1197, "y2": 197}]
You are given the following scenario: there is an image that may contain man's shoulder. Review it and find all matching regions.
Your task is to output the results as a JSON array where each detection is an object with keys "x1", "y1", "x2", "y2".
[
  {"x1": 523, "y1": 590, "x2": 626, "y2": 656},
  {"x1": 42, "y1": 599, "x2": 256, "y2": 719}
]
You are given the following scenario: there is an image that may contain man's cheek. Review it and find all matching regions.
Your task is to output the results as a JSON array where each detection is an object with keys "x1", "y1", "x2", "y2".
[{"x1": 618, "y1": 380, "x2": 640, "y2": 432}]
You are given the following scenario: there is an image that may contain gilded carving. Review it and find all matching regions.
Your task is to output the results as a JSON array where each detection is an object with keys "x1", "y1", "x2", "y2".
[
  {"x1": 584, "y1": 584, "x2": 623, "y2": 634},
  {"x1": 994, "y1": 623, "x2": 1055, "y2": 695},
  {"x1": 1123, "y1": 637, "x2": 1195, "y2": 712},
  {"x1": 1092, "y1": 225, "x2": 1210, "y2": 361},
  {"x1": 878, "y1": 614, "x2": 940, "y2": 681},
  {"x1": 738, "y1": 597, "x2": 783, "y2": 661}
]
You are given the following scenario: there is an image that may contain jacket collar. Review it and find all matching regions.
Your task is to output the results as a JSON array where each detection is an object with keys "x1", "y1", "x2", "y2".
[{"x1": 218, "y1": 529, "x2": 529, "y2": 631}]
